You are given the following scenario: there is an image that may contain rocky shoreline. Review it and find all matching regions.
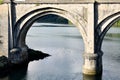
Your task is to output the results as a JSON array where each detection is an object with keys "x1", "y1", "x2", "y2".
[
  {"x1": 0, "y1": 56, "x2": 9, "y2": 77},
  {"x1": 0, "y1": 48, "x2": 51, "y2": 77}
]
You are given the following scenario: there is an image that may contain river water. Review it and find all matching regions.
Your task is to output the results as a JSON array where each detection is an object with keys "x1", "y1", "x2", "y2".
[{"x1": 1, "y1": 23, "x2": 120, "y2": 80}]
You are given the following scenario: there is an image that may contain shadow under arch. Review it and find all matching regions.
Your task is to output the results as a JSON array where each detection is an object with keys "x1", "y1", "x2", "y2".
[
  {"x1": 95, "y1": 12, "x2": 120, "y2": 51},
  {"x1": 13, "y1": 7, "x2": 87, "y2": 49}
]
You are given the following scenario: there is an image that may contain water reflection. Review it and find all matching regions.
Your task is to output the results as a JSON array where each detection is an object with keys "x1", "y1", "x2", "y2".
[
  {"x1": 8, "y1": 66, "x2": 28, "y2": 80},
  {"x1": 0, "y1": 61, "x2": 102, "y2": 80},
  {"x1": 0, "y1": 65, "x2": 28, "y2": 80},
  {"x1": 0, "y1": 77, "x2": 8, "y2": 80},
  {"x1": 0, "y1": 66, "x2": 102, "y2": 80},
  {"x1": 83, "y1": 75, "x2": 102, "y2": 80},
  {"x1": 106, "y1": 33, "x2": 120, "y2": 38},
  {"x1": 0, "y1": 26, "x2": 120, "y2": 80}
]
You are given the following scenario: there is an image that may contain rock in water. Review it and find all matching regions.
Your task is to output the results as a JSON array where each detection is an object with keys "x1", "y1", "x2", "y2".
[{"x1": 28, "y1": 48, "x2": 51, "y2": 61}]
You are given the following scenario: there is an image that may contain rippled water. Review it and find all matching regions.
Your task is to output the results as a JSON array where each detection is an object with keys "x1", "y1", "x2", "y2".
[
  {"x1": 26, "y1": 27, "x2": 84, "y2": 80},
  {"x1": 26, "y1": 26, "x2": 120, "y2": 80},
  {"x1": 0, "y1": 25, "x2": 120, "y2": 80}
]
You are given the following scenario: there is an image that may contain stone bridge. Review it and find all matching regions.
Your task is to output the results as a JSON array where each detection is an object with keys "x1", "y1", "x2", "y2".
[{"x1": 0, "y1": 0, "x2": 120, "y2": 75}]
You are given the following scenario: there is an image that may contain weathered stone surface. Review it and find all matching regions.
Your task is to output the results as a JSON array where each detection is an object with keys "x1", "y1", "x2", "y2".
[
  {"x1": 83, "y1": 53, "x2": 102, "y2": 75},
  {"x1": 0, "y1": 4, "x2": 8, "y2": 56},
  {"x1": 98, "y1": 4, "x2": 120, "y2": 24},
  {"x1": 3, "y1": 0, "x2": 120, "y2": 3}
]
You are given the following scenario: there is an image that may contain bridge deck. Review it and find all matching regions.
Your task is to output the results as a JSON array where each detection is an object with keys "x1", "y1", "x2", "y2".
[{"x1": 4, "y1": 0, "x2": 120, "y2": 4}]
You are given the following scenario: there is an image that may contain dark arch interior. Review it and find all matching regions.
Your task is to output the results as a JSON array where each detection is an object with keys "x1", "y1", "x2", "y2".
[{"x1": 36, "y1": 14, "x2": 68, "y2": 24}]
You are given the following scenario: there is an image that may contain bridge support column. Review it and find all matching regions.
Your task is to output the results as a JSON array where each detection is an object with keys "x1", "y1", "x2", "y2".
[
  {"x1": 9, "y1": 46, "x2": 28, "y2": 64},
  {"x1": 82, "y1": 51, "x2": 103, "y2": 75},
  {"x1": 82, "y1": 3, "x2": 103, "y2": 75}
]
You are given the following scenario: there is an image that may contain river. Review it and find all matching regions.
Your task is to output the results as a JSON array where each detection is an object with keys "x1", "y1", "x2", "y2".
[{"x1": 1, "y1": 23, "x2": 120, "y2": 80}]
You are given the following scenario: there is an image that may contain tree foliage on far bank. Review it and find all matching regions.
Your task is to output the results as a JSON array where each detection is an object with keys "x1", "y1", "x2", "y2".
[
  {"x1": 36, "y1": 14, "x2": 68, "y2": 24},
  {"x1": 113, "y1": 20, "x2": 120, "y2": 27},
  {"x1": 0, "y1": 0, "x2": 3, "y2": 4}
]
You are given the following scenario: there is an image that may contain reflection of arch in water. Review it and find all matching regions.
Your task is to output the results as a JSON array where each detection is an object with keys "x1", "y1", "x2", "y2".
[
  {"x1": 14, "y1": 7, "x2": 87, "y2": 49},
  {"x1": 83, "y1": 74, "x2": 102, "y2": 80},
  {"x1": 95, "y1": 11, "x2": 120, "y2": 51}
]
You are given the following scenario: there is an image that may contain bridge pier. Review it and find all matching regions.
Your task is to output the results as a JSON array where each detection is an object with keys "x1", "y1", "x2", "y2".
[
  {"x1": 82, "y1": 51, "x2": 103, "y2": 75},
  {"x1": 9, "y1": 46, "x2": 28, "y2": 64},
  {"x1": 81, "y1": 3, "x2": 103, "y2": 75}
]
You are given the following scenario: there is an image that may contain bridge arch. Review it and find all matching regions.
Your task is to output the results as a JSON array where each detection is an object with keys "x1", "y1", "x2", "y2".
[
  {"x1": 14, "y1": 7, "x2": 87, "y2": 49},
  {"x1": 96, "y1": 11, "x2": 120, "y2": 51}
]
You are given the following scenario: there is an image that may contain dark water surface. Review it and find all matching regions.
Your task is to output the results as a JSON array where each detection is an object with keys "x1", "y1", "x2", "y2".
[{"x1": 0, "y1": 25, "x2": 120, "y2": 80}]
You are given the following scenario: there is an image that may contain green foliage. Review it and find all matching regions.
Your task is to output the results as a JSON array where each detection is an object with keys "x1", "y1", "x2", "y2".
[
  {"x1": 68, "y1": 21, "x2": 73, "y2": 25},
  {"x1": 0, "y1": 0, "x2": 3, "y2": 4},
  {"x1": 36, "y1": 14, "x2": 68, "y2": 24},
  {"x1": 36, "y1": 4, "x2": 40, "y2": 6},
  {"x1": 113, "y1": 20, "x2": 120, "y2": 27}
]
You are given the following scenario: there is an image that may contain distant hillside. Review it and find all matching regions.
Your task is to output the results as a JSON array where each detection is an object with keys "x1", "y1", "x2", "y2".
[{"x1": 36, "y1": 14, "x2": 68, "y2": 24}]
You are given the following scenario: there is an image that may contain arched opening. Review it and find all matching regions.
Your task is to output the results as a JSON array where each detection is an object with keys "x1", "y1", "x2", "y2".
[
  {"x1": 11, "y1": 7, "x2": 88, "y2": 79},
  {"x1": 95, "y1": 12, "x2": 120, "y2": 51},
  {"x1": 101, "y1": 19, "x2": 120, "y2": 79},
  {"x1": 25, "y1": 14, "x2": 84, "y2": 79},
  {"x1": 14, "y1": 7, "x2": 87, "y2": 49}
]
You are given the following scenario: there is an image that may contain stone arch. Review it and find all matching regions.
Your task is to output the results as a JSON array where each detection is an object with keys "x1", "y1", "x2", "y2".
[
  {"x1": 14, "y1": 7, "x2": 87, "y2": 49},
  {"x1": 96, "y1": 11, "x2": 120, "y2": 51}
]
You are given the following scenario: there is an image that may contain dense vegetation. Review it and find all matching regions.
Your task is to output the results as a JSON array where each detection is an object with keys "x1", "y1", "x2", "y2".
[
  {"x1": 36, "y1": 14, "x2": 120, "y2": 27},
  {"x1": 0, "y1": 0, "x2": 3, "y2": 4},
  {"x1": 36, "y1": 14, "x2": 68, "y2": 24},
  {"x1": 113, "y1": 20, "x2": 120, "y2": 27}
]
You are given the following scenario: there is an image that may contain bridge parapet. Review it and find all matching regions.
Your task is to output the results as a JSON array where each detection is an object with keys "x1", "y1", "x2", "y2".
[{"x1": 3, "y1": 0, "x2": 120, "y2": 4}]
